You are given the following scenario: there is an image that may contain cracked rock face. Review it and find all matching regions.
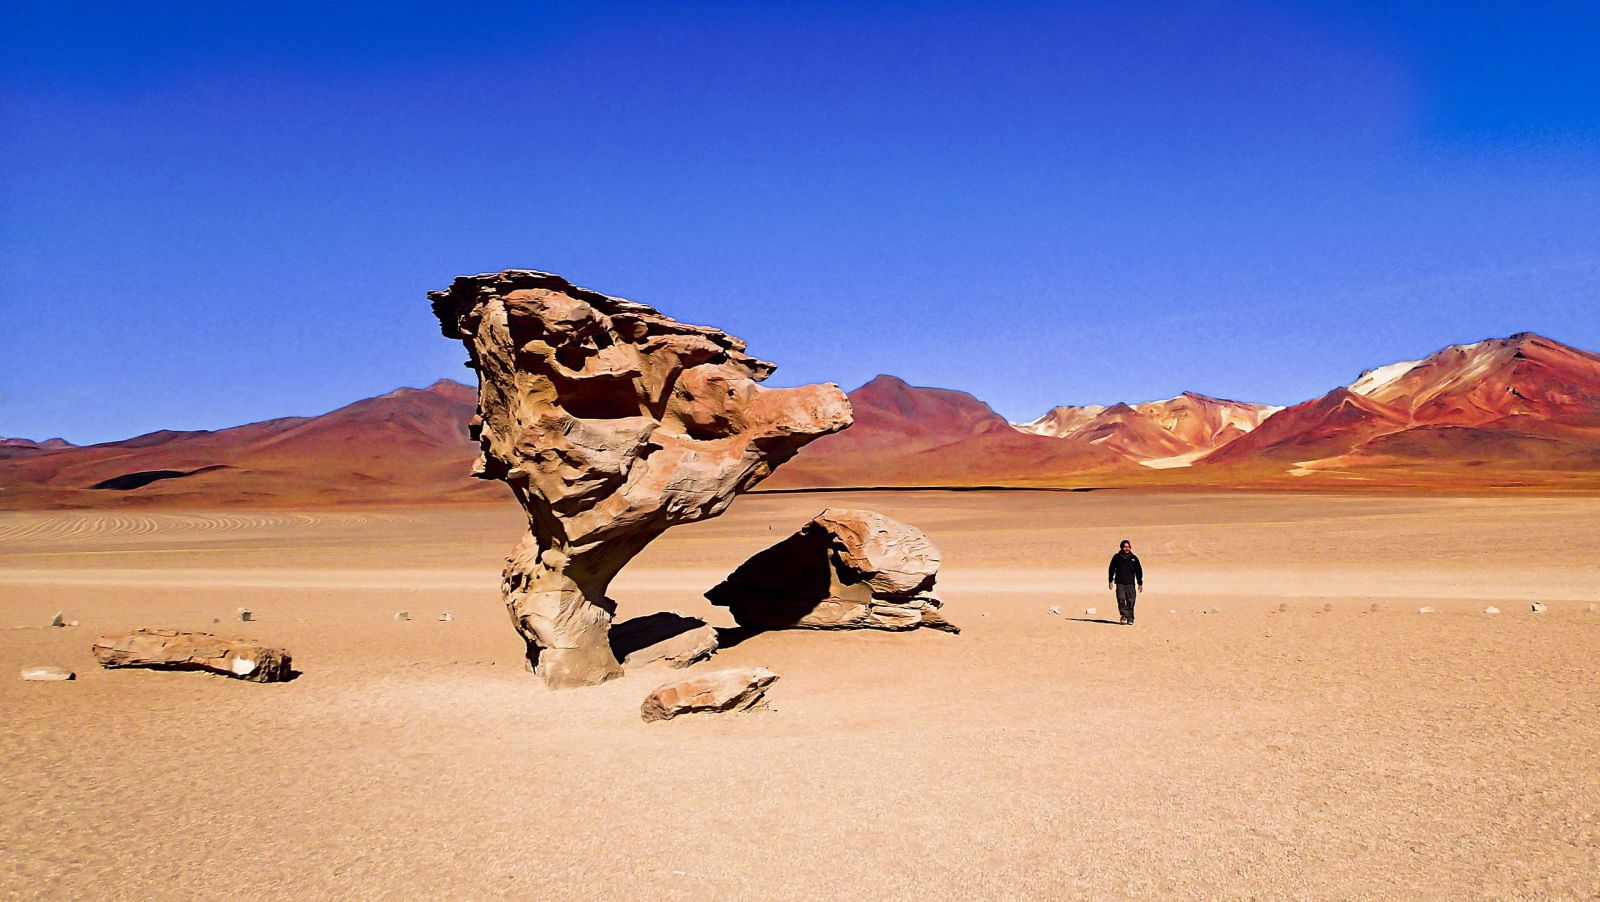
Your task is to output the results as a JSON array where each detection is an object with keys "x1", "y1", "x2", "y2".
[
  {"x1": 706, "y1": 508, "x2": 957, "y2": 633},
  {"x1": 430, "y1": 270, "x2": 852, "y2": 689}
]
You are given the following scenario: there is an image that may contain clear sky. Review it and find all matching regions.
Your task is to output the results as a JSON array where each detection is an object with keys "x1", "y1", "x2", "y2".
[{"x1": 2, "y1": 1, "x2": 1598, "y2": 444}]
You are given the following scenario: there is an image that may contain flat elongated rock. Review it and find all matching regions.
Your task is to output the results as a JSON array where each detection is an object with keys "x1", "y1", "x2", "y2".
[
  {"x1": 640, "y1": 667, "x2": 778, "y2": 722},
  {"x1": 431, "y1": 270, "x2": 851, "y2": 689},
  {"x1": 21, "y1": 665, "x2": 74, "y2": 681},
  {"x1": 707, "y1": 509, "x2": 956, "y2": 633},
  {"x1": 91, "y1": 629, "x2": 292, "y2": 682}
]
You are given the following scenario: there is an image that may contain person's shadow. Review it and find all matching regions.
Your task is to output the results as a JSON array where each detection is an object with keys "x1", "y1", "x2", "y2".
[{"x1": 1067, "y1": 617, "x2": 1123, "y2": 626}]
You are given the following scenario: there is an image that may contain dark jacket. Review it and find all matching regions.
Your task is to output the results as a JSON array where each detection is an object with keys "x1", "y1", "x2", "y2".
[{"x1": 1108, "y1": 551, "x2": 1143, "y2": 586}]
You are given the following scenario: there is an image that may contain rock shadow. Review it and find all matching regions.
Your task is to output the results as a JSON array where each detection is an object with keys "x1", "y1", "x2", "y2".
[{"x1": 609, "y1": 612, "x2": 710, "y2": 661}]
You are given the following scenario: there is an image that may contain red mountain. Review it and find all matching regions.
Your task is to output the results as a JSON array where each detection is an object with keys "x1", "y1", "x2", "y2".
[
  {"x1": 764, "y1": 375, "x2": 1137, "y2": 489},
  {"x1": 1201, "y1": 387, "x2": 1410, "y2": 465},
  {"x1": 1348, "y1": 332, "x2": 1600, "y2": 426},
  {"x1": 0, "y1": 380, "x2": 493, "y2": 509},
  {"x1": 1201, "y1": 334, "x2": 1600, "y2": 485}
]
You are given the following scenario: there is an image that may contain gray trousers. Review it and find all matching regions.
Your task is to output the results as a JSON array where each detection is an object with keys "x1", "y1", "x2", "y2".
[{"x1": 1115, "y1": 583, "x2": 1138, "y2": 622}]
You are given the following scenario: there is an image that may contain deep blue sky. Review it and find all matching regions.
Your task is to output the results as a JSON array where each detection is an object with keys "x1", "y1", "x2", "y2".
[{"x1": 3, "y1": 1, "x2": 1598, "y2": 443}]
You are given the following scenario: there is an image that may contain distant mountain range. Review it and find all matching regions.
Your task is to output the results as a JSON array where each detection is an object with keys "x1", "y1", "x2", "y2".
[{"x1": 4, "y1": 332, "x2": 1599, "y2": 508}]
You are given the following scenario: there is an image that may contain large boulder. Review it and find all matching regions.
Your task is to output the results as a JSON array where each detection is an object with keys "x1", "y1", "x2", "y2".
[
  {"x1": 707, "y1": 508, "x2": 957, "y2": 633},
  {"x1": 91, "y1": 629, "x2": 293, "y2": 682},
  {"x1": 640, "y1": 667, "x2": 779, "y2": 722},
  {"x1": 430, "y1": 270, "x2": 852, "y2": 689}
]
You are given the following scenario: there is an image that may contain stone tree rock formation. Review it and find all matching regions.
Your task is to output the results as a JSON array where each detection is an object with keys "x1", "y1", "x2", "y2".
[
  {"x1": 707, "y1": 508, "x2": 957, "y2": 633},
  {"x1": 430, "y1": 270, "x2": 853, "y2": 689}
]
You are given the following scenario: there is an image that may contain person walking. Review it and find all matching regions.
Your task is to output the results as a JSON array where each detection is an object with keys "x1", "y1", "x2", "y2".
[{"x1": 1107, "y1": 539, "x2": 1144, "y2": 625}]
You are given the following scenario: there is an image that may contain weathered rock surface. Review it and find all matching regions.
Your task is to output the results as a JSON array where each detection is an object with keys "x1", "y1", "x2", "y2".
[
  {"x1": 431, "y1": 270, "x2": 852, "y2": 689},
  {"x1": 91, "y1": 629, "x2": 293, "y2": 682},
  {"x1": 612, "y1": 612, "x2": 719, "y2": 670},
  {"x1": 707, "y1": 508, "x2": 956, "y2": 633},
  {"x1": 640, "y1": 667, "x2": 778, "y2": 722},
  {"x1": 21, "y1": 665, "x2": 74, "y2": 682}
]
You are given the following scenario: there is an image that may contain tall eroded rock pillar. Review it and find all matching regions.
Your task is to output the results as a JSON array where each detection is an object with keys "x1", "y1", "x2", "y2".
[{"x1": 430, "y1": 270, "x2": 852, "y2": 688}]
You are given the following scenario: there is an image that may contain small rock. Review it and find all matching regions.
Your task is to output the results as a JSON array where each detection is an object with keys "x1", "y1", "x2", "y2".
[
  {"x1": 237, "y1": 608, "x2": 252, "y2": 622},
  {"x1": 394, "y1": 611, "x2": 409, "y2": 621},
  {"x1": 438, "y1": 612, "x2": 453, "y2": 622},
  {"x1": 68, "y1": 620, "x2": 80, "y2": 627},
  {"x1": 1530, "y1": 603, "x2": 1547, "y2": 613},
  {"x1": 1206, "y1": 606, "x2": 1221, "y2": 615},
  {"x1": 49, "y1": 612, "x2": 65, "y2": 628},
  {"x1": 1168, "y1": 609, "x2": 1177, "y2": 615},
  {"x1": 1277, "y1": 603, "x2": 1288, "y2": 613},
  {"x1": 1483, "y1": 606, "x2": 1500, "y2": 615},
  {"x1": 1083, "y1": 607, "x2": 1096, "y2": 616},
  {"x1": 21, "y1": 665, "x2": 74, "y2": 682},
  {"x1": 1369, "y1": 603, "x2": 1379, "y2": 613},
  {"x1": 1587, "y1": 603, "x2": 1597, "y2": 613},
  {"x1": 641, "y1": 667, "x2": 778, "y2": 722},
  {"x1": 1322, "y1": 603, "x2": 1333, "y2": 613},
  {"x1": 1418, "y1": 606, "x2": 1439, "y2": 614},
  {"x1": 1047, "y1": 606, "x2": 1061, "y2": 615}
]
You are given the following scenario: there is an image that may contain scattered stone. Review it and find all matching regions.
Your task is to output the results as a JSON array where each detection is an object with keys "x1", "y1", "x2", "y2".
[
  {"x1": 708, "y1": 509, "x2": 955, "y2": 634},
  {"x1": 1206, "y1": 606, "x2": 1221, "y2": 615},
  {"x1": 394, "y1": 611, "x2": 410, "y2": 621},
  {"x1": 640, "y1": 667, "x2": 778, "y2": 722},
  {"x1": 1084, "y1": 607, "x2": 1097, "y2": 616},
  {"x1": 438, "y1": 612, "x2": 453, "y2": 622},
  {"x1": 1322, "y1": 603, "x2": 1333, "y2": 613},
  {"x1": 1531, "y1": 603, "x2": 1547, "y2": 613},
  {"x1": 1168, "y1": 609, "x2": 1177, "y2": 615},
  {"x1": 430, "y1": 270, "x2": 852, "y2": 689},
  {"x1": 68, "y1": 620, "x2": 79, "y2": 627},
  {"x1": 237, "y1": 608, "x2": 252, "y2": 622},
  {"x1": 1588, "y1": 603, "x2": 1597, "y2": 613},
  {"x1": 92, "y1": 629, "x2": 292, "y2": 682},
  {"x1": 614, "y1": 612, "x2": 718, "y2": 670},
  {"x1": 1277, "y1": 603, "x2": 1288, "y2": 613},
  {"x1": 49, "y1": 611, "x2": 65, "y2": 628},
  {"x1": 1418, "y1": 606, "x2": 1439, "y2": 614},
  {"x1": 21, "y1": 665, "x2": 74, "y2": 682},
  {"x1": 1483, "y1": 606, "x2": 1500, "y2": 615},
  {"x1": 1048, "y1": 606, "x2": 1061, "y2": 615},
  {"x1": 1369, "y1": 603, "x2": 1380, "y2": 613}
]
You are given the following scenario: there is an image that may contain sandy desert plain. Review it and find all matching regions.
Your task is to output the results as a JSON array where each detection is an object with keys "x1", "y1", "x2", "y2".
[{"x1": 3, "y1": 487, "x2": 1598, "y2": 899}]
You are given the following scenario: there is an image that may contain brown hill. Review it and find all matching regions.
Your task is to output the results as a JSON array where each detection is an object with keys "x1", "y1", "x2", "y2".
[
  {"x1": 0, "y1": 437, "x2": 75, "y2": 462},
  {"x1": 764, "y1": 375, "x2": 1138, "y2": 489},
  {"x1": 0, "y1": 380, "x2": 494, "y2": 509},
  {"x1": 1016, "y1": 392, "x2": 1278, "y2": 465},
  {"x1": 1134, "y1": 393, "x2": 1281, "y2": 451}
]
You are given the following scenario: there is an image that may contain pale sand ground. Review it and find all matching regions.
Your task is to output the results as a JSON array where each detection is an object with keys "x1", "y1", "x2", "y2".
[{"x1": 2, "y1": 490, "x2": 1598, "y2": 900}]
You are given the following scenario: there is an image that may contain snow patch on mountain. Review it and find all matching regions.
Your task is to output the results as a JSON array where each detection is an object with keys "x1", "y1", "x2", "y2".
[{"x1": 1349, "y1": 359, "x2": 1421, "y2": 396}]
